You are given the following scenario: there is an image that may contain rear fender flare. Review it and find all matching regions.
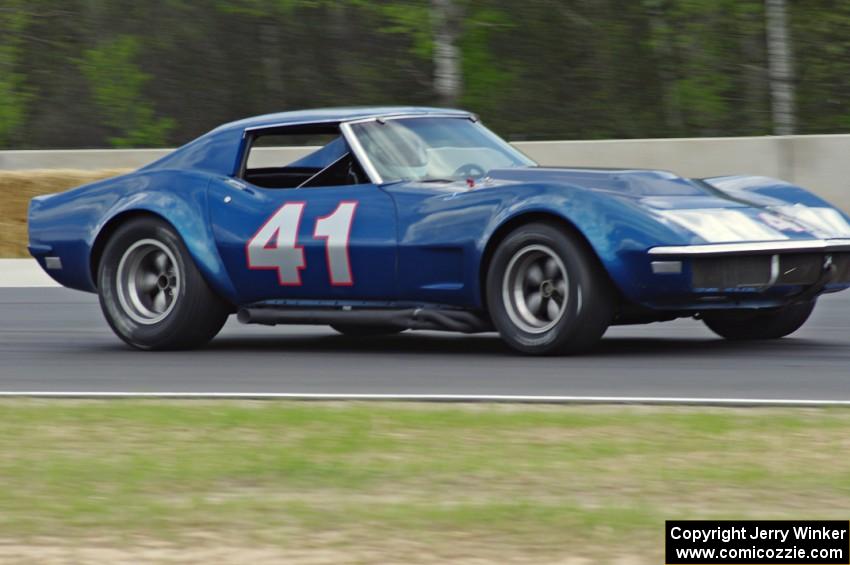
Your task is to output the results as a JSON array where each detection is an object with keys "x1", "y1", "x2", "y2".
[{"x1": 89, "y1": 177, "x2": 238, "y2": 303}]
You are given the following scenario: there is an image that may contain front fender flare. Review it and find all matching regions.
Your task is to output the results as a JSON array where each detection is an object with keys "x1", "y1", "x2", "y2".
[{"x1": 476, "y1": 185, "x2": 685, "y2": 305}]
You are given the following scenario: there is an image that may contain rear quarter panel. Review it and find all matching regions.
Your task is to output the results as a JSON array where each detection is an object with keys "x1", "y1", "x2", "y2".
[{"x1": 28, "y1": 170, "x2": 238, "y2": 301}]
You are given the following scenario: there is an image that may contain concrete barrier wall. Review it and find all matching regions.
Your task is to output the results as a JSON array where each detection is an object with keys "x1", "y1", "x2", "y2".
[
  {"x1": 3, "y1": 135, "x2": 848, "y2": 210},
  {"x1": 0, "y1": 149, "x2": 172, "y2": 171},
  {"x1": 513, "y1": 135, "x2": 850, "y2": 211},
  {"x1": 0, "y1": 147, "x2": 316, "y2": 171}
]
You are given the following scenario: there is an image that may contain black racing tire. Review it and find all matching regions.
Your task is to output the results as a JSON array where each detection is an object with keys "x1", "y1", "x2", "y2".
[
  {"x1": 330, "y1": 324, "x2": 405, "y2": 337},
  {"x1": 486, "y1": 222, "x2": 616, "y2": 355},
  {"x1": 97, "y1": 216, "x2": 230, "y2": 350},
  {"x1": 702, "y1": 301, "x2": 816, "y2": 341}
]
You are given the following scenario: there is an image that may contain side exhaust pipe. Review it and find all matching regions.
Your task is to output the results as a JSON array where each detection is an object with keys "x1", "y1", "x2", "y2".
[{"x1": 237, "y1": 307, "x2": 492, "y2": 334}]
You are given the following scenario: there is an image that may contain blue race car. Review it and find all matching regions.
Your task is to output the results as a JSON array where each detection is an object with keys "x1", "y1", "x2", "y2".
[{"x1": 28, "y1": 107, "x2": 850, "y2": 354}]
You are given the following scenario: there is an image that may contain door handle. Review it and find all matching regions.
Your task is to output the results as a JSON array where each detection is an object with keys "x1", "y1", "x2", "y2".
[
  {"x1": 224, "y1": 178, "x2": 255, "y2": 197},
  {"x1": 226, "y1": 178, "x2": 250, "y2": 191}
]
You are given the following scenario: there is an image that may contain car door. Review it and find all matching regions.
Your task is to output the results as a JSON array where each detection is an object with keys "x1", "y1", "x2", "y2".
[{"x1": 207, "y1": 178, "x2": 397, "y2": 304}]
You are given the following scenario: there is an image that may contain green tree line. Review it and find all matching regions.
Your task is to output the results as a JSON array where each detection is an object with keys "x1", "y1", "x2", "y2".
[{"x1": 0, "y1": 0, "x2": 847, "y2": 149}]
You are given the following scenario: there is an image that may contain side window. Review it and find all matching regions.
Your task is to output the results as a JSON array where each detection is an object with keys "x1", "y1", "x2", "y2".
[{"x1": 240, "y1": 127, "x2": 368, "y2": 189}]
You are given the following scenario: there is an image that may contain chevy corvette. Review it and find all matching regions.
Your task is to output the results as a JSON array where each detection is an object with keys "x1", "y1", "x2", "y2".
[{"x1": 28, "y1": 107, "x2": 850, "y2": 354}]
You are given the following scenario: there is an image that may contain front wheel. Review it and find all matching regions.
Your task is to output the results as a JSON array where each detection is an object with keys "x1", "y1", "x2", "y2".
[
  {"x1": 486, "y1": 222, "x2": 615, "y2": 355},
  {"x1": 702, "y1": 301, "x2": 816, "y2": 340},
  {"x1": 97, "y1": 217, "x2": 230, "y2": 350}
]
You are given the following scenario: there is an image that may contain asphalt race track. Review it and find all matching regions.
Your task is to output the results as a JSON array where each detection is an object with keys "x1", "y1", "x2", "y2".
[{"x1": 0, "y1": 287, "x2": 848, "y2": 400}]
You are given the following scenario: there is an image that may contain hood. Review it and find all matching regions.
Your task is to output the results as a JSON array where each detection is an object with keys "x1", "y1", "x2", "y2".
[
  {"x1": 489, "y1": 166, "x2": 850, "y2": 244},
  {"x1": 491, "y1": 166, "x2": 724, "y2": 199}
]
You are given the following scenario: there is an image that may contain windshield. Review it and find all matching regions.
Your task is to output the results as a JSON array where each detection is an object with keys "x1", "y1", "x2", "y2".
[{"x1": 349, "y1": 117, "x2": 535, "y2": 183}]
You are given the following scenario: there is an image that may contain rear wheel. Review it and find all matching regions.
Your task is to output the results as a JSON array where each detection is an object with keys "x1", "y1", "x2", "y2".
[
  {"x1": 97, "y1": 217, "x2": 230, "y2": 350},
  {"x1": 702, "y1": 301, "x2": 816, "y2": 340},
  {"x1": 486, "y1": 222, "x2": 615, "y2": 355}
]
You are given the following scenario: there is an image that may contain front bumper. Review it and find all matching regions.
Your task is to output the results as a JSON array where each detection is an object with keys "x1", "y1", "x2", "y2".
[
  {"x1": 639, "y1": 239, "x2": 850, "y2": 309},
  {"x1": 648, "y1": 238, "x2": 850, "y2": 257}
]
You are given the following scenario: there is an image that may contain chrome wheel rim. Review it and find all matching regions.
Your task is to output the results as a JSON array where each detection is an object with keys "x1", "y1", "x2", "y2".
[
  {"x1": 116, "y1": 239, "x2": 180, "y2": 325},
  {"x1": 502, "y1": 244, "x2": 569, "y2": 334}
]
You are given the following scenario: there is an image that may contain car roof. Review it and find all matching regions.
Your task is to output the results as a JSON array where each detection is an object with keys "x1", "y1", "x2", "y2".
[
  {"x1": 143, "y1": 106, "x2": 474, "y2": 176},
  {"x1": 214, "y1": 106, "x2": 474, "y2": 134}
]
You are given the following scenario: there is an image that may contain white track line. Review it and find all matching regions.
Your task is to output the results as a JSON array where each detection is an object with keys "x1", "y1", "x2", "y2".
[
  {"x1": 0, "y1": 259, "x2": 59, "y2": 287},
  {"x1": 0, "y1": 392, "x2": 847, "y2": 407}
]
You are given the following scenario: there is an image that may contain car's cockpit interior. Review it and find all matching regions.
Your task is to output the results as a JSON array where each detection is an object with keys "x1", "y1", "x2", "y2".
[{"x1": 241, "y1": 128, "x2": 369, "y2": 189}]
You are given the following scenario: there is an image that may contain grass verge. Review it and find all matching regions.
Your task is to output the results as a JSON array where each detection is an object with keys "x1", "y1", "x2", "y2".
[
  {"x1": 0, "y1": 169, "x2": 128, "y2": 257},
  {"x1": 0, "y1": 401, "x2": 848, "y2": 563}
]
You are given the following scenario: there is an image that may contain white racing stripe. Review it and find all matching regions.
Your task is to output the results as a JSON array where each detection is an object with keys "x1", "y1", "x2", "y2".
[
  {"x1": 0, "y1": 391, "x2": 847, "y2": 407},
  {"x1": 657, "y1": 209, "x2": 788, "y2": 243}
]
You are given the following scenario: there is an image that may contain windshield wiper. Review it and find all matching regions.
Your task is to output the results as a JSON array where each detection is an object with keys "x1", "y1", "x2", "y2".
[{"x1": 418, "y1": 178, "x2": 457, "y2": 183}]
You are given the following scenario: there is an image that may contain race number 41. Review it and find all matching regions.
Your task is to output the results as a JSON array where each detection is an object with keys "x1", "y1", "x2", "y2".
[{"x1": 246, "y1": 201, "x2": 358, "y2": 287}]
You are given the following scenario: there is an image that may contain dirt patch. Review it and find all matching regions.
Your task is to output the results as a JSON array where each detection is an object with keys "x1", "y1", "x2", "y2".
[
  {"x1": 0, "y1": 538, "x2": 618, "y2": 564},
  {"x1": 0, "y1": 169, "x2": 129, "y2": 257}
]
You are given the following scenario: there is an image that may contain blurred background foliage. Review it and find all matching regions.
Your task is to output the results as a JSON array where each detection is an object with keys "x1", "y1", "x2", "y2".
[{"x1": 0, "y1": 0, "x2": 846, "y2": 148}]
